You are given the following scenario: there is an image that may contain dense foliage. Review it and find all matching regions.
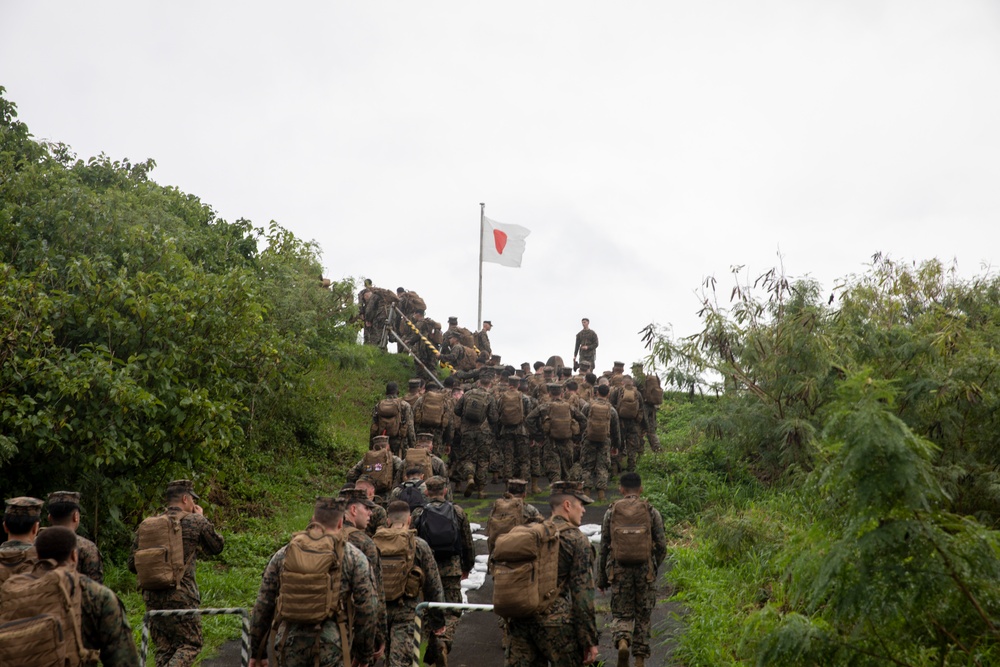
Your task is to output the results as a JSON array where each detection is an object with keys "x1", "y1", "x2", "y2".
[
  {"x1": 0, "y1": 89, "x2": 357, "y2": 548},
  {"x1": 644, "y1": 257, "x2": 1000, "y2": 664}
]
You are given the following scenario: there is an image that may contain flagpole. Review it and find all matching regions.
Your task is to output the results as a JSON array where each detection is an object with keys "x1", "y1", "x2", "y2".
[{"x1": 478, "y1": 202, "x2": 485, "y2": 330}]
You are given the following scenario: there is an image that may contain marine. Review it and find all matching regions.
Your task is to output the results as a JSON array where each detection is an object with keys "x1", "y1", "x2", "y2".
[
  {"x1": 573, "y1": 318, "x2": 599, "y2": 371},
  {"x1": 597, "y1": 473, "x2": 667, "y2": 667},
  {"x1": 248, "y1": 497, "x2": 379, "y2": 667},
  {"x1": 525, "y1": 383, "x2": 587, "y2": 488},
  {"x1": 46, "y1": 490, "x2": 104, "y2": 583},
  {"x1": 127, "y1": 479, "x2": 225, "y2": 667},
  {"x1": 0, "y1": 525, "x2": 139, "y2": 666},
  {"x1": 0, "y1": 496, "x2": 42, "y2": 587},
  {"x1": 503, "y1": 481, "x2": 599, "y2": 666},
  {"x1": 453, "y1": 371, "x2": 499, "y2": 498}
]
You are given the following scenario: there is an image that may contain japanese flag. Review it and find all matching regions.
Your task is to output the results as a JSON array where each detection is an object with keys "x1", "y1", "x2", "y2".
[{"x1": 482, "y1": 217, "x2": 530, "y2": 267}]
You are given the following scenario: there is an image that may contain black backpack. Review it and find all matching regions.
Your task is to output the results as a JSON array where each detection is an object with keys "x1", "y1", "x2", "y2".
[
  {"x1": 397, "y1": 481, "x2": 427, "y2": 512},
  {"x1": 416, "y1": 501, "x2": 461, "y2": 559}
]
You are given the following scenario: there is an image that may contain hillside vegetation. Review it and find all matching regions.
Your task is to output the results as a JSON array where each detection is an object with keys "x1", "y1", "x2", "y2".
[{"x1": 643, "y1": 262, "x2": 1000, "y2": 665}]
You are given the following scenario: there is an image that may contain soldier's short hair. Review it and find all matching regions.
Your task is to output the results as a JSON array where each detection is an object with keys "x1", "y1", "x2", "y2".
[
  {"x1": 585, "y1": 373, "x2": 597, "y2": 385},
  {"x1": 565, "y1": 380, "x2": 578, "y2": 391},
  {"x1": 406, "y1": 467, "x2": 425, "y2": 478},
  {"x1": 597, "y1": 384, "x2": 610, "y2": 397},
  {"x1": 533, "y1": 361, "x2": 545, "y2": 371},
  {"x1": 620, "y1": 472, "x2": 642, "y2": 491},
  {"x1": 386, "y1": 381, "x2": 399, "y2": 395},
  {"x1": 387, "y1": 500, "x2": 411, "y2": 524},
  {"x1": 34, "y1": 526, "x2": 77, "y2": 563},
  {"x1": 313, "y1": 497, "x2": 345, "y2": 529},
  {"x1": 47, "y1": 501, "x2": 80, "y2": 523},
  {"x1": 2, "y1": 512, "x2": 38, "y2": 535}
]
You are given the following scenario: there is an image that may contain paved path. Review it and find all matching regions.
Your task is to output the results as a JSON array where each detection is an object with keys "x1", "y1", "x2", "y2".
[{"x1": 203, "y1": 479, "x2": 684, "y2": 666}]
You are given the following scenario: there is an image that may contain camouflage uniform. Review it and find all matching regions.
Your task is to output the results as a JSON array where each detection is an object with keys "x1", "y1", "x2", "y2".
[
  {"x1": 343, "y1": 520, "x2": 387, "y2": 659},
  {"x1": 365, "y1": 503, "x2": 388, "y2": 538},
  {"x1": 453, "y1": 386, "x2": 499, "y2": 492},
  {"x1": 505, "y1": 515, "x2": 599, "y2": 667},
  {"x1": 384, "y1": 535, "x2": 446, "y2": 667},
  {"x1": 611, "y1": 386, "x2": 648, "y2": 473},
  {"x1": 249, "y1": 535, "x2": 379, "y2": 666},
  {"x1": 363, "y1": 287, "x2": 398, "y2": 351},
  {"x1": 597, "y1": 496, "x2": 667, "y2": 660},
  {"x1": 440, "y1": 343, "x2": 477, "y2": 372},
  {"x1": 75, "y1": 534, "x2": 104, "y2": 584},
  {"x1": 0, "y1": 539, "x2": 37, "y2": 586},
  {"x1": 525, "y1": 398, "x2": 587, "y2": 484},
  {"x1": 574, "y1": 327, "x2": 599, "y2": 369},
  {"x1": 78, "y1": 569, "x2": 142, "y2": 666},
  {"x1": 371, "y1": 396, "x2": 416, "y2": 457},
  {"x1": 412, "y1": 389, "x2": 454, "y2": 452},
  {"x1": 474, "y1": 327, "x2": 492, "y2": 357},
  {"x1": 411, "y1": 498, "x2": 475, "y2": 652},
  {"x1": 495, "y1": 388, "x2": 533, "y2": 480},
  {"x1": 346, "y1": 453, "x2": 405, "y2": 496},
  {"x1": 580, "y1": 398, "x2": 622, "y2": 492},
  {"x1": 127, "y1": 506, "x2": 225, "y2": 667}
]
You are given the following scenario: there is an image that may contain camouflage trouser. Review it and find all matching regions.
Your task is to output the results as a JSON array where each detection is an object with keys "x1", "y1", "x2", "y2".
[
  {"x1": 621, "y1": 419, "x2": 644, "y2": 472},
  {"x1": 643, "y1": 404, "x2": 661, "y2": 451},
  {"x1": 505, "y1": 617, "x2": 584, "y2": 667},
  {"x1": 440, "y1": 574, "x2": 463, "y2": 651},
  {"x1": 448, "y1": 432, "x2": 470, "y2": 483},
  {"x1": 497, "y1": 432, "x2": 530, "y2": 479},
  {"x1": 389, "y1": 435, "x2": 407, "y2": 458},
  {"x1": 272, "y1": 619, "x2": 348, "y2": 667},
  {"x1": 579, "y1": 440, "x2": 611, "y2": 491},
  {"x1": 385, "y1": 602, "x2": 417, "y2": 667},
  {"x1": 543, "y1": 438, "x2": 574, "y2": 483},
  {"x1": 149, "y1": 610, "x2": 202, "y2": 667},
  {"x1": 529, "y1": 440, "x2": 545, "y2": 477},
  {"x1": 463, "y1": 429, "x2": 494, "y2": 489},
  {"x1": 610, "y1": 564, "x2": 657, "y2": 659}
]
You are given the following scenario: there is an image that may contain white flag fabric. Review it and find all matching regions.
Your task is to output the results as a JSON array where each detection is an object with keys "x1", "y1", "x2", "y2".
[{"x1": 482, "y1": 217, "x2": 530, "y2": 267}]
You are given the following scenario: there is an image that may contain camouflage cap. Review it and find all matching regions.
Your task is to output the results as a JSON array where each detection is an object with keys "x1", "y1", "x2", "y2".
[
  {"x1": 46, "y1": 491, "x2": 81, "y2": 506},
  {"x1": 483, "y1": 320, "x2": 492, "y2": 325},
  {"x1": 613, "y1": 361, "x2": 625, "y2": 368},
  {"x1": 520, "y1": 362, "x2": 531, "y2": 369},
  {"x1": 425, "y1": 476, "x2": 449, "y2": 493},
  {"x1": 5, "y1": 497, "x2": 44, "y2": 517},
  {"x1": 314, "y1": 496, "x2": 346, "y2": 512},
  {"x1": 448, "y1": 316, "x2": 458, "y2": 324},
  {"x1": 549, "y1": 481, "x2": 593, "y2": 505},
  {"x1": 506, "y1": 478, "x2": 528, "y2": 492},
  {"x1": 408, "y1": 378, "x2": 423, "y2": 387},
  {"x1": 371, "y1": 434, "x2": 390, "y2": 447},
  {"x1": 542, "y1": 366, "x2": 554, "y2": 374},
  {"x1": 579, "y1": 360, "x2": 593, "y2": 369},
  {"x1": 546, "y1": 382, "x2": 563, "y2": 392},
  {"x1": 416, "y1": 432, "x2": 434, "y2": 442},
  {"x1": 338, "y1": 488, "x2": 376, "y2": 509},
  {"x1": 166, "y1": 479, "x2": 200, "y2": 500}
]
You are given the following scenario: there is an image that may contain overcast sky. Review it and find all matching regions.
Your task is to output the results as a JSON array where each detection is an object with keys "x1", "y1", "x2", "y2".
[{"x1": 3, "y1": 1, "x2": 999, "y2": 378}]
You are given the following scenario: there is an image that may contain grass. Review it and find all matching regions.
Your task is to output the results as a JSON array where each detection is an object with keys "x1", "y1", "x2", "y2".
[{"x1": 106, "y1": 347, "x2": 415, "y2": 664}]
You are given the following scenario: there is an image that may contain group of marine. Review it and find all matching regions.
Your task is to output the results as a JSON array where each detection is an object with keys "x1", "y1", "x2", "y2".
[{"x1": 0, "y1": 299, "x2": 668, "y2": 667}]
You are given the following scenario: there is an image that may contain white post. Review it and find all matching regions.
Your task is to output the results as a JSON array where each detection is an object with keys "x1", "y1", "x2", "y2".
[{"x1": 478, "y1": 202, "x2": 485, "y2": 330}]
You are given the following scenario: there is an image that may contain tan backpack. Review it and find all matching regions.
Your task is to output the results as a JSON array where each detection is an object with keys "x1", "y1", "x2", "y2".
[
  {"x1": 373, "y1": 399, "x2": 402, "y2": 438},
  {"x1": 404, "y1": 448, "x2": 434, "y2": 479},
  {"x1": 372, "y1": 527, "x2": 422, "y2": 602},
  {"x1": 454, "y1": 326, "x2": 476, "y2": 349},
  {"x1": 499, "y1": 389, "x2": 525, "y2": 426},
  {"x1": 545, "y1": 402, "x2": 573, "y2": 439},
  {"x1": 362, "y1": 449, "x2": 394, "y2": 492},
  {"x1": 0, "y1": 546, "x2": 36, "y2": 587},
  {"x1": 0, "y1": 562, "x2": 100, "y2": 667},
  {"x1": 486, "y1": 497, "x2": 525, "y2": 553},
  {"x1": 278, "y1": 525, "x2": 348, "y2": 624},
  {"x1": 617, "y1": 387, "x2": 641, "y2": 419},
  {"x1": 416, "y1": 391, "x2": 446, "y2": 427},
  {"x1": 586, "y1": 401, "x2": 612, "y2": 442},
  {"x1": 642, "y1": 375, "x2": 663, "y2": 406},
  {"x1": 134, "y1": 511, "x2": 189, "y2": 590},
  {"x1": 491, "y1": 520, "x2": 564, "y2": 618},
  {"x1": 610, "y1": 496, "x2": 653, "y2": 566}
]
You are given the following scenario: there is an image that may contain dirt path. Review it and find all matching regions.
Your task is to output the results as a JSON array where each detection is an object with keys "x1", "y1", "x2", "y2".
[{"x1": 202, "y1": 479, "x2": 684, "y2": 666}]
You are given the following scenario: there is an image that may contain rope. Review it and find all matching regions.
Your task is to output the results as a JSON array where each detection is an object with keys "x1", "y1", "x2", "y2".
[
  {"x1": 393, "y1": 306, "x2": 455, "y2": 373},
  {"x1": 410, "y1": 602, "x2": 495, "y2": 667},
  {"x1": 140, "y1": 607, "x2": 250, "y2": 667}
]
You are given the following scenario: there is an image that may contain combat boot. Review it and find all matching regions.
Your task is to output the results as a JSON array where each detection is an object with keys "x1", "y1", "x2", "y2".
[
  {"x1": 598, "y1": 489, "x2": 606, "y2": 501},
  {"x1": 617, "y1": 638, "x2": 630, "y2": 667},
  {"x1": 530, "y1": 477, "x2": 542, "y2": 495},
  {"x1": 463, "y1": 475, "x2": 476, "y2": 498}
]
